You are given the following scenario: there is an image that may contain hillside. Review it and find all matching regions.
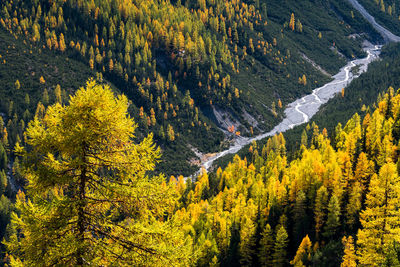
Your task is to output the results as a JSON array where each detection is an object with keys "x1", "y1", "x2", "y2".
[
  {"x1": 2, "y1": 0, "x2": 400, "y2": 265},
  {"x1": 3, "y1": 73, "x2": 400, "y2": 265},
  {"x1": 283, "y1": 42, "x2": 400, "y2": 156},
  {"x1": 0, "y1": 0, "x2": 385, "y2": 176},
  {"x1": 172, "y1": 86, "x2": 400, "y2": 266},
  {"x1": 357, "y1": 0, "x2": 400, "y2": 36}
]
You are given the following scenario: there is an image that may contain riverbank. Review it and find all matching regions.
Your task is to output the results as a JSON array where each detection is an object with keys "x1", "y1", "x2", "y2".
[
  {"x1": 198, "y1": 42, "x2": 382, "y2": 172},
  {"x1": 195, "y1": 0, "x2": 400, "y2": 174}
]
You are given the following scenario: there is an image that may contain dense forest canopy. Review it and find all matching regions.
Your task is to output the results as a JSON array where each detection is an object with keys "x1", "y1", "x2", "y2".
[
  {"x1": 4, "y1": 81, "x2": 400, "y2": 266},
  {"x1": 169, "y1": 85, "x2": 400, "y2": 266},
  {"x1": 1, "y1": 0, "x2": 400, "y2": 266}
]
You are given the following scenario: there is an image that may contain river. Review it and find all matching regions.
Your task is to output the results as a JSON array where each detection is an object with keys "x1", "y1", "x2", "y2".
[
  {"x1": 201, "y1": 43, "x2": 381, "y2": 170},
  {"x1": 199, "y1": 0, "x2": 400, "y2": 172}
]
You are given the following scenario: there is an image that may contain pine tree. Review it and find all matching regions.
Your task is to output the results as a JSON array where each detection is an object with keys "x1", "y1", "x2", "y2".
[
  {"x1": 0, "y1": 170, "x2": 7, "y2": 195},
  {"x1": 24, "y1": 94, "x2": 30, "y2": 107},
  {"x1": 32, "y1": 23, "x2": 40, "y2": 42},
  {"x1": 302, "y1": 75, "x2": 307, "y2": 86},
  {"x1": 0, "y1": 143, "x2": 7, "y2": 170},
  {"x1": 314, "y1": 186, "x2": 328, "y2": 240},
  {"x1": 4, "y1": 80, "x2": 193, "y2": 266},
  {"x1": 384, "y1": 242, "x2": 400, "y2": 266},
  {"x1": 272, "y1": 101, "x2": 277, "y2": 117},
  {"x1": 239, "y1": 216, "x2": 257, "y2": 266},
  {"x1": 42, "y1": 88, "x2": 49, "y2": 105},
  {"x1": 296, "y1": 19, "x2": 303, "y2": 33},
  {"x1": 354, "y1": 152, "x2": 373, "y2": 190},
  {"x1": 272, "y1": 226, "x2": 289, "y2": 267},
  {"x1": 258, "y1": 224, "x2": 274, "y2": 267},
  {"x1": 323, "y1": 195, "x2": 341, "y2": 239},
  {"x1": 301, "y1": 129, "x2": 308, "y2": 147},
  {"x1": 293, "y1": 190, "x2": 308, "y2": 245},
  {"x1": 109, "y1": 58, "x2": 114, "y2": 71},
  {"x1": 167, "y1": 124, "x2": 175, "y2": 141}
]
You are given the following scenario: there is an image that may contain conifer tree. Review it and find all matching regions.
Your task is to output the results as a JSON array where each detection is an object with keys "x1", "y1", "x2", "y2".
[
  {"x1": 59, "y1": 33, "x2": 66, "y2": 52},
  {"x1": 5, "y1": 80, "x2": 193, "y2": 266},
  {"x1": 272, "y1": 226, "x2": 289, "y2": 267},
  {"x1": 314, "y1": 186, "x2": 328, "y2": 240},
  {"x1": 54, "y1": 84, "x2": 62, "y2": 104},
  {"x1": 341, "y1": 236, "x2": 357, "y2": 267},
  {"x1": 296, "y1": 20, "x2": 303, "y2": 33},
  {"x1": 354, "y1": 152, "x2": 373, "y2": 190},
  {"x1": 345, "y1": 182, "x2": 363, "y2": 230},
  {"x1": 293, "y1": 190, "x2": 307, "y2": 245},
  {"x1": 0, "y1": 170, "x2": 7, "y2": 195},
  {"x1": 323, "y1": 195, "x2": 341, "y2": 239},
  {"x1": 24, "y1": 94, "x2": 30, "y2": 107},
  {"x1": 0, "y1": 143, "x2": 7, "y2": 170},
  {"x1": 357, "y1": 163, "x2": 400, "y2": 265},
  {"x1": 42, "y1": 88, "x2": 49, "y2": 105},
  {"x1": 290, "y1": 235, "x2": 312, "y2": 266},
  {"x1": 258, "y1": 224, "x2": 274, "y2": 267},
  {"x1": 14, "y1": 80, "x2": 20, "y2": 90},
  {"x1": 239, "y1": 216, "x2": 257, "y2": 266},
  {"x1": 289, "y1": 13, "x2": 295, "y2": 31}
]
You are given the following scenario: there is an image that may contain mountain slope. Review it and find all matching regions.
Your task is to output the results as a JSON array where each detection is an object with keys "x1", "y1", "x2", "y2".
[
  {"x1": 176, "y1": 86, "x2": 400, "y2": 266},
  {"x1": 356, "y1": 0, "x2": 400, "y2": 36},
  {"x1": 0, "y1": 0, "x2": 384, "y2": 175},
  {"x1": 348, "y1": 0, "x2": 400, "y2": 42}
]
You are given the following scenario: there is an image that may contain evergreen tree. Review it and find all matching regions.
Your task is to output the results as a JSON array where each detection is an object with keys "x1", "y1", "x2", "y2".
[
  {"x1": 272, "y1": 226, "x2": 289, "y2": 267},
  {"x1": 0, "y1": 170, "x2": 7, "y2": 195},
  {"x1": 258, "y1": 223, "x2": 274, "y2": 267},
  {"x1": 293, "y1": 190, "x2": 307, "y2": 245},
  {"x1": 323, "y1": 195, "x2": 341, "y2": 239},
  {"x1": 0, "y1": 143, "x2": 7, "y2": 170},
  {"x1": 239, "y1": 216, "x2": 257, "y2": 266},
  {"x1": 42, "y1": 88, "x2": 49, "y2": 105},
  {"x1": 314, "y1": 186, "x2": 328, "y2": 240}
]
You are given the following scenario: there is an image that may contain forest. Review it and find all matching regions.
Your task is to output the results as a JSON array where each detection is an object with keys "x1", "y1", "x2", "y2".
[
  {"x1": 2, "y1": 77, "x2": 400, "y2": 266},
  {"x1": 1, "y1": 0, "x2": 400, "y2": 266},
  {"x1": 358, "y1": 0, "x2": 400, "y2": 36},
  {"x1": 0, "y1": 0, "x2": 382, "y2": 176}
]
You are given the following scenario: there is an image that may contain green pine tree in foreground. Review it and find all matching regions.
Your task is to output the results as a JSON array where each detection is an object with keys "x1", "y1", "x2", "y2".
[{"x1": 4, "y1": 79, "x2": 193, "y2": 266}]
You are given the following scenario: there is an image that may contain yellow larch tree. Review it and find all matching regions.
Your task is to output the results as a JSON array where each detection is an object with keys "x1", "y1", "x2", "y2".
[{"x1": 4, "y1": 79, "x2": 194, "y2": 266}]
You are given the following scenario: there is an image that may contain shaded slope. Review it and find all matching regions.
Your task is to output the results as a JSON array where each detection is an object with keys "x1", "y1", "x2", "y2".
[{"x1": 348, "y1": 0, "x2": 400, "y2": 42}]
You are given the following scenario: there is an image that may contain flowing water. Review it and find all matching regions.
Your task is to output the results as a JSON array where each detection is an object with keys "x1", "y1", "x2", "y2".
[
  {"x1": 200, "y1": 44, "x2": 381, "y2": 171},
  {"x1": 196, "y1": 0, "x2": 400, "y2": 172}
]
